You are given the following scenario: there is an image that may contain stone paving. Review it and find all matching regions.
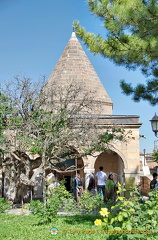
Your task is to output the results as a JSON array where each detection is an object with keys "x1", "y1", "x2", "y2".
[
  {"x1": 7, "y1": 208, "x2": 30, "y2": 215},
  {"x1": 7, "y1": 207, "x2": 74, "y2": 216}
]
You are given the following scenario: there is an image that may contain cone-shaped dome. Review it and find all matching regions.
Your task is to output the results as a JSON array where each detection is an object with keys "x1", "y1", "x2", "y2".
[{"x1": 43, "y1": 32, "x2": 113, "y2": 115}]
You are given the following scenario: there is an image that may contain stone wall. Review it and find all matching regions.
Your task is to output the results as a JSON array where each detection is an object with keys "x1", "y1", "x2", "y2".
[{"x1": 140, "y1": 176, "x2": 151, "y2": 196}]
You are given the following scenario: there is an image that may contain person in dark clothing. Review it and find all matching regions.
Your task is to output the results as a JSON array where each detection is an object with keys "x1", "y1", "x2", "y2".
[
  {"x1": 73, "y1": 173, "x2": 83, "y2": 202},
  {"x1": 150, "y1": 172, "x2": 157, "y2": 189},
  {"x1": 87, "y1": 175, "x2": 95, "y2": 192}
]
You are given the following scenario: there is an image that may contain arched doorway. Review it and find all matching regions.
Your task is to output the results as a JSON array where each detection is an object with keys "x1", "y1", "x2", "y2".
[{"x1": 94, "y1": 150, "x2": 125, "y2": 184}]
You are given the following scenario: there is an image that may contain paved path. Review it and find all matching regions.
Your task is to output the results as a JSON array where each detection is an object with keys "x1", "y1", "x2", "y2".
[
  {"x1": 7, "y1": 208, "x2": 30, "y2": 215},
  {"x1": 7, "y1": 208, "x2": 74, "y2": 216}
]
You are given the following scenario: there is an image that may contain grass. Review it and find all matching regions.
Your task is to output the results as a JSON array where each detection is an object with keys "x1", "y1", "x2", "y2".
[{"x1": 0, "y1": 213, "x2": 107, "y2": 240}]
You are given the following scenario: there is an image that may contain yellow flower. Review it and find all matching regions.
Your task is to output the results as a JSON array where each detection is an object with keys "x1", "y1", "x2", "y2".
[
  {"x1": 118, "y1": 182, "x2": 121, "y2": 187},
  {"x1": 99, "y1": 208, "x2": 109, "y2": 217},
  {"x1": 94, "y1": 219, "x2": 102, "y2": 226}
]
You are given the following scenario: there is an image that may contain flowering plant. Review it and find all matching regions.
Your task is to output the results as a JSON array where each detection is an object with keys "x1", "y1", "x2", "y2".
[
  {"x1": 99, "y1": 208, "x2": 109, "y2": 217},
  {"x1": 94, "y1": 184, "x2": 158, "y2": 239},
  {"x1": 94, "y1": 219, "x2": 102, "y2": 226}
]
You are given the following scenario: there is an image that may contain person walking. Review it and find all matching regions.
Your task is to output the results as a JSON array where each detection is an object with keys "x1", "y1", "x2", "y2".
[{"x1": 95, "y1": 166, "x2": 107, "y2": 200}]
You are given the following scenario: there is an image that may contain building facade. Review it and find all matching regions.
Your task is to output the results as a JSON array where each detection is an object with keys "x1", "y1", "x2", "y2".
[
  {"x1": 0, "y1": 32, "x2": 142, "y2": 202},
  {"x1": 42, "y1": 32, "x2": 142, "y2": 193}
]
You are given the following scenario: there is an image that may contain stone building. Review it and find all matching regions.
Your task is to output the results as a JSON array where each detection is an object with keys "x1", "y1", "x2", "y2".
[
  {"x1": 42, "y1": 32, "x2": 142, "y2": 193},
  {"x1": 0, "y1": 32, "x2": 142, "y2": 202}
]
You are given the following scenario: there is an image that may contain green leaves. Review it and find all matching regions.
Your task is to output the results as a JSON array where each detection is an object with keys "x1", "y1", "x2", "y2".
[
  {"x1": 95, "y1": 186, "x2": 158, "y2": 239},
  {"x1": 0, "y1": 198, "x2": 11, "y2": 213},
  {"x1": 152, "y1": 149, "x2": 158, "y2": 163},
  {"x1": 74, "y1": 0, "x2": 158, "y2": 105},
  {"x1": 121, "y1": 212, "x2": 128, "y2": 218},
  {"x1": 29, "y1": 183, "x2": 75, "y2": 225},
  {"x1": 0, "y1": 92, "x2": 13, "y2": 148},
  {"x1": 147, "y1": 210, "x2": 154, "y2": 215},
  {"x1": 30, "y1": 145, "x2": 42, "y2": 155},
  {"x1": 118, "y1": 214, "x2": 123, "y2": 222},
  {"x1": 77, "y1": 190, "x2": 104, "y2": 215}
]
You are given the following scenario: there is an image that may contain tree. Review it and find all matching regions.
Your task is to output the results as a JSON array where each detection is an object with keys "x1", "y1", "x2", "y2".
[
  {"x1": 1, "y1": 75, "x2": 128, "y2": 203},
  {"x1": 152, "y1": 149, "x2": 158, "y2": 163},
  {"x1": 1, "y1": 75, "x2": 46, "y2": 203},
  {"x1": 0, "y1": 92, "x2": 11, "y2": 146},
  {"x1": 73, "y1": 0, "x2": 158, "y2": 105}
]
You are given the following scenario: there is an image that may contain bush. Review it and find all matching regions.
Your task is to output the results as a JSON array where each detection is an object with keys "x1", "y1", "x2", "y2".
[
  {"x1": 29, "y1": 182, "x2": 75, "y2": 224},
  {"x1": 76, "y1": 190, "x2": 104, "y2": 215},
  {"x1": 94, "y1": 185, "x2": 158, "y2": 239},
  {"x1": 0, "y1": 198, "x2": 11, "y2": 213}
]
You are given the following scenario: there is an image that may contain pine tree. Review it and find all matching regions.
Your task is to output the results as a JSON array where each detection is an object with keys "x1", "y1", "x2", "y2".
[{"x1": 74, "y1": 0, "x2": 158, "y2": 105}]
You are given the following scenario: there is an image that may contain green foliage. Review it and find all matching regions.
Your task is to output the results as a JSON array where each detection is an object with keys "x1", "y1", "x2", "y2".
[
  {"x1": 0, "y1": 198, "x2": 11, "y2": 213},
  {"x1": 99, "y1": 128, "x2": 125, "y2": 143},
  {"x1": 29, "y1": 184, "x2": 107, "y2": 224},
  {"x1": 29, "y1": 183, "x2": 75, "y2": 224},
  {"x1": 0, "y1": 92, "x2": 11, "y2": 146},
  {"x1": 1, "y1": 76, "x2": 127, "y2": 173},
  {"x1": 152, "y1": 149, "x2": 158, "y2": 163},
  {"x1": 76, "y1": 190, "x2": 104, "y2": 215},
  {"x1": 94, "y1": 185, "x2": 158, "y2": 239},
  {"x1": 29, "y1": 200, "x2": 44, "y2": 216},
  {"x1": 29, "y1": 145, "x2": 42, "y2": 155},
  {"x1": 1, "y1": 76, "x2": 74, "y2": 163},
  {"x1": 83, "y1": 128, "x2": 126, "y2": 154},
  {"x1": 74, "y1": 0, "x2": 158, "y2": 105}
]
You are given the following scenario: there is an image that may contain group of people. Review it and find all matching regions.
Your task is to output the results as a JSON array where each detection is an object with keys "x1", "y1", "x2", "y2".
[
  {"x1": 92, "y1": 167, "x2": 158, "y2": 202},
  {"x1": 46, "y1": 168, "x2": 158, "y2": 204},
  {"x1": 91, "y1": 166, "x2": 117, "y2": 202},
  {"x1": 72, "y1": 166, "x2": 117, "y2": 202}
]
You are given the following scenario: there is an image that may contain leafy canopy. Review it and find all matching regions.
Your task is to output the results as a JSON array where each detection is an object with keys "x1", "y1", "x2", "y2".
[
  {"x1": 1, "y1": 76, "x2": 127, "y2": 173},
  {"x1": 0, "y1": 92, "x2": 12, "y2": 146},
  {"x1": 74, "y1": 0, "x2": 158, "y2": 105},
  {"x1": 152, "y1": 149, "x2": 158, "y2": 163}
]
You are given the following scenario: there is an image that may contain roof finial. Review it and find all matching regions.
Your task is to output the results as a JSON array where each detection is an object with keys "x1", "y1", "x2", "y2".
[{"x1": 71, "y1": 26, "x2": 76, "y2": 38}]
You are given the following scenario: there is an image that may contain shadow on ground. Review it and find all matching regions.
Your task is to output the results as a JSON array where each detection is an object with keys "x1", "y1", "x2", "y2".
[{"x1": 62, "y1": 214, "x2": 100, "y2": 225}]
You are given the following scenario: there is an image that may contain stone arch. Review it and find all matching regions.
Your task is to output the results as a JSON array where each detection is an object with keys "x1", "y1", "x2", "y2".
[
  {"x1": 109, "y1": 147, "x2": 128, "y2": 169},
  {"x1": 94, "y1": 149, "x2": 126, "y2": 184}
]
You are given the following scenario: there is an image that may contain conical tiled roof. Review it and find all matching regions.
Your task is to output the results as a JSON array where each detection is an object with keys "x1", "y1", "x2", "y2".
[{"x1": 43, "y1": 32, "x2": 113, "y2": 115}]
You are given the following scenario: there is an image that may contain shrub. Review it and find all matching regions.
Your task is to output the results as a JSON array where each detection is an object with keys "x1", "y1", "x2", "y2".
[
  {"x1": 75, "y1": 190, "x2": 104, "y2": 215},
  {"x1": 94, "y1": 185, "x2": 158, "y2": 239},
  {"x1": 29, "y1": 182, "x2": 75, "y2": 224},
  {"x1": 0, "y1": 198, "x2": 11, "y2": 213}
]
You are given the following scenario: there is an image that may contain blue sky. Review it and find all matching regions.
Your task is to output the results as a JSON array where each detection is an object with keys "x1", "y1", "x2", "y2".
[{"x1": 0, "y1": 0, "x2": 157, "y2": 153}]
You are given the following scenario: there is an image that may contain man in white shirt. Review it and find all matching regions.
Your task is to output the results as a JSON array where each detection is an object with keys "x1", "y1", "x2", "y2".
[{"x1": 95, "y1": 166, "x2": 107, "y2": 199}]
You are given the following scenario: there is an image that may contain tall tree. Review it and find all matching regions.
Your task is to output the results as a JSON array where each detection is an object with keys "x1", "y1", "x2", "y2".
[
  {"x1": 0, "y1": 92, "x2": 11, "y2": 146},
  {"x1": 1, "y1": 76, "x2": 127, "y2": 202},
  {"x1": 74, "y1": 0, "x2": 158, "y2": 105}
]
